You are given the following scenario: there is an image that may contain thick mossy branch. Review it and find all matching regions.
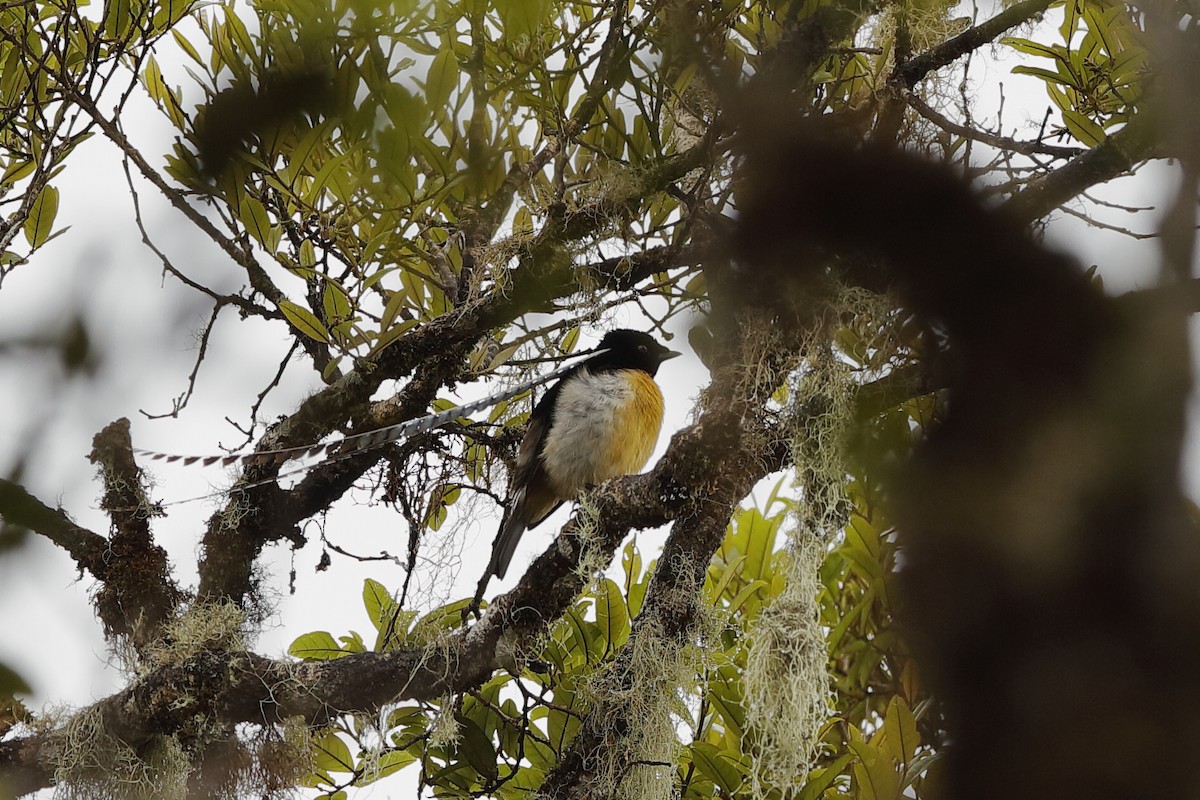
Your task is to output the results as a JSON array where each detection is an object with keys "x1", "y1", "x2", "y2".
[
  {"x1": 195, "y1": 332, "x2": 475, "y2": 603},
  {"x1": 0, "y1": 646, "x2": 469, "y2": 798},
  {"x1": 87, "y1": 419, "x2": 183, "y2": 648}
]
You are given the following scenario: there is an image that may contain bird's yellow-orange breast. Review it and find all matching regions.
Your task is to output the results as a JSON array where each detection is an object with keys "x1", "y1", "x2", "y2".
[{"x1": 602, "y1": 369, "x2": 664, "y2": 476}]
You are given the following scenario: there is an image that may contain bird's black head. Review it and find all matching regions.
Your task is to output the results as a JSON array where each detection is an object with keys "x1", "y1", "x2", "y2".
[{"x1": 589, "y1": 329, "x2": 681, "y2": 376}]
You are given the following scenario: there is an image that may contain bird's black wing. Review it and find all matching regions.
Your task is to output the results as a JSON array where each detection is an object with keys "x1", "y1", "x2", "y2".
[{"x1": 487, "y1": 369, "x2": 573, "y2": 579}]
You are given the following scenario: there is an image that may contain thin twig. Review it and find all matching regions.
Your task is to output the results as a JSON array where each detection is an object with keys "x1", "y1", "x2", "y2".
[
  {"x1": 907, "y1": 92, "x2": 1083, "y2": 158},
  {"x1": 1059, "y1": 204, "x2": 1160, "y2": 239}
]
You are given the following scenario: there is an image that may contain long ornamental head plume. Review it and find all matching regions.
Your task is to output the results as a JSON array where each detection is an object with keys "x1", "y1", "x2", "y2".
[{"x1": 131, "y1": 339, "x2": 611, "y2": 504}]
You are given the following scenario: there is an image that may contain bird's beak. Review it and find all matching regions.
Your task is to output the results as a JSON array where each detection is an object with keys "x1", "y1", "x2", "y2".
[{"x1": 662, "y1": 349, "x2": 682, "y2": 361}]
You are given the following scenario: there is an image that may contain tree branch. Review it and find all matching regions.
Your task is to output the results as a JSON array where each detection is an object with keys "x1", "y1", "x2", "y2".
[
  {"x1": 66, "y1": 91, "x2": 339, "y2": 377},
  {"x1": 87, "y1": 419, "x2": 184, "y2": 647},
  {"x1": 907, "y1": 92, "x2": 1084, "y2": 159},
  {"x1": 0, "y1": 643, "x2": 492, "y2": 798},
  {"x1": 0, "y1": 479, "x2": 108, "y2": 573},
  {"x1": 897, "y1": 0, "x2": 1057, "y2": 87},
  {"x1": 1002, "y1": 112, "x2": 1161, "y2": 224},
  {"x1": 66, "y1": 96, "x2": 280, "y2": 304},
  {"x1": 460, "y1": 0, "x2": 633, "y2": 282},
  {"x1": 156, "y1": 114, "x2": 713, "y2": 603}
]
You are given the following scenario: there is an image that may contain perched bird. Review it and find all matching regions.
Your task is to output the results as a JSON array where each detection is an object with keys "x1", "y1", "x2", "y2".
[{"x1": 486, "y1": 329, "x2": 681, "y2": 581}]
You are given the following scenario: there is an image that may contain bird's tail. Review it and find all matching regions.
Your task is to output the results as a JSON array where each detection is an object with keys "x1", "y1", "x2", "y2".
[{"x1": 488, "y1": 492, "x2": 528, "y2": 580}]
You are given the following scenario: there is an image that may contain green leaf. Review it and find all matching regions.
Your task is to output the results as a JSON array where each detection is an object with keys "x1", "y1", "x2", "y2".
[
  {"x1": 2, "y1": 159, "x2": 34, "y2": 185},
  {"x1": 626, "y1": 552, "x2": 652, "y2": 617},
  {"x1": 486, "y1": 342, "x2": 520, "y2": 372},
  {"x1": 621, "y1": 540, "x2": 644, "y2": 601},
  {"x1": 545, "y1": 686, "x2": 583, "y2": 752},
  {"x1": 1003, "y1": 36, "x2": 1067, "y2": 63},
  {"x1": 143, "y1": 55, "x2": 165, "y2": 104},
  {"x1": 222, "y1": 6, "x2": 254, "y2": 57},
  {"x1": 561, "y1": 327, "x2": 581, "y2": 354},
  {"x1": 883, "y1": 696, "x2": 919, "y2": 764},
  {"x1": 707, "y1": 664, "x2": 745, "y2": 739},
  {"x1": 288, "y1": 631, "x2": 345, "y2": 660},
  {"x1": 338, "y1": 630, "x2": 368, "y2": 653},
  {"x1": 595, "y1": 578, "x2": 630, "y2": 651},
  {"x1": 499, "y1": 0, "x2": 552, "y2": 40},
  {"x1": 379, "y1": 288, "x2": 409, "y2": 333},
  {"x1": 1061, "y1": 109, "x2": 1107, "y2": 147},
  {"x1": 799, "y1": 754, "x2": 856, "y2": 800},
  {"x1": 690, "y1": 741, "x2": 746, "y2": 794},
  {"x1": 239, "y1": 196, "x2": 278, "y2": 250},
  {"x1": 362, "y1": 578, "x2": 394, "y2": 632},
  {"x1": 321, "y1": 355, "x2": 342, "y2": 382},
  {"x1": 372, "y1": 318, "x2": 417, "y2": 354},
  {"x1": 299, "y1": 240, "x2": 317, "y2": 268},
  {"x1": 280, "y1": 300, "x2": 331, "y2": 343},
  {"x1": 360, "y1": 749, "x2": 417, "y2": 784},
  {"x1": 1045, "y1": 81, "x2": 1074, "y2": 114},
  {"x1": 303, "y1": 149, "x2": 357, "y2": 205},
  {"x1": 424, "y1": 47, "x2": 458, "y2": 110},
  {"x1": 1082, "y1": 5, "x2": 1118, "y2": 58},
  {"x1": 512, "y1": 205, "x2": 533, "y2": 233},
  {"x1": 734, "y1": 507, "x2": 778, "y2": 584},
  {"x1": 322, "y1": 281, "x2": 353, "y2": 323},
  {"x1": 725, "y1": 577, "x2": 769, "y2": 617},
  {"x1": 1109, "y1": 47, "x2": 1149, "y2": 85},
  {"x1": 1011, "y1": 64, "x2": 1081, "y2": 90},
  {"x1": 172, "y1": 28, "x2": 203, "y2": 65},
  {"x1": 313, "y1": 731, "x2": 355, "y2": 773},
  {"x1": 1059, "y1": 0, "x2": 1082, "y2": 40},
  {"x1": 456, "y1": 715, "x2": 498, "y2": 780},
  {"x1": 564, "y1": 605, "x2": 594, "y2": 663},
  {"x1": 102, "y1": 0, "x2": 132, "y2": 39},
  {"x1": 24, "y1": 184, "x2": 58, "y2": 248},
  {"x1": 290, "y1": 120, "x2": 333, "y2": 175},
  {"x1": 408, "y1": 598, "x2": 476, "y2": 642},
  {"x1": 387, "y1": 706, "x2": 429, "y2": 736},
  {"x1": 845, "y1": 512, "x2": 881, "y2": 560},
  {"x1": 705, "y1": 554, "x2": 747, "y2": 605},
  {"x1": 850, "y1": 735, "x2": 901, "y2": 800}
]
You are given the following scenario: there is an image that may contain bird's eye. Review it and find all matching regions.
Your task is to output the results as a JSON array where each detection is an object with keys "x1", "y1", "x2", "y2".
[{"x1": 638, "y1": 344, "x2": 647, "y2": 352}]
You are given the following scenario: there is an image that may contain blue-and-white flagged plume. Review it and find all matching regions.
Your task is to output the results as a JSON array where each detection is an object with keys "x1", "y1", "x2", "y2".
[{"x1": 132, "y1": 344, "x2": 600, "y2": 503}]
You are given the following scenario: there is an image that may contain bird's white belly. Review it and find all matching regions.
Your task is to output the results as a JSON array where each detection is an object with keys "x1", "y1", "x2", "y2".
[{"x1": 540, "y1": 370, "x2": 640, "y2": 497}]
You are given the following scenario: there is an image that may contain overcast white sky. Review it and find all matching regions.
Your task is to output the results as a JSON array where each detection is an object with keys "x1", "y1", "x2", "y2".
[{"x1": 0, "y1": 3, "x2": 1194, "y2": 796}]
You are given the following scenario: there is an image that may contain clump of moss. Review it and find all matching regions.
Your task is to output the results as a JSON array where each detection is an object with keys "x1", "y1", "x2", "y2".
[
  {"x1": 584, "y1": 560, "x2": 715, "y2": 800},
  {"x1": 427, "y1": 700, "x2": 460, "y2": 753},
  {"x1": 247, "y1": 716, "x2": 317, "y2": 798},
  {"x1": 744, "y1": 285, "x2": 890, "y2": 795},
  {"x1": 44, "y1": 707, "x2": 188, "y2": 800},
  {"x1": 144, "y1": 600, "x2": 247, "y2": 670},
  {"x1": 571, "y1": 496, "x2": 611, "y2": 583},
  {"x1": 743, "y1": 537, "x2": 829, "y2": 795}
]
